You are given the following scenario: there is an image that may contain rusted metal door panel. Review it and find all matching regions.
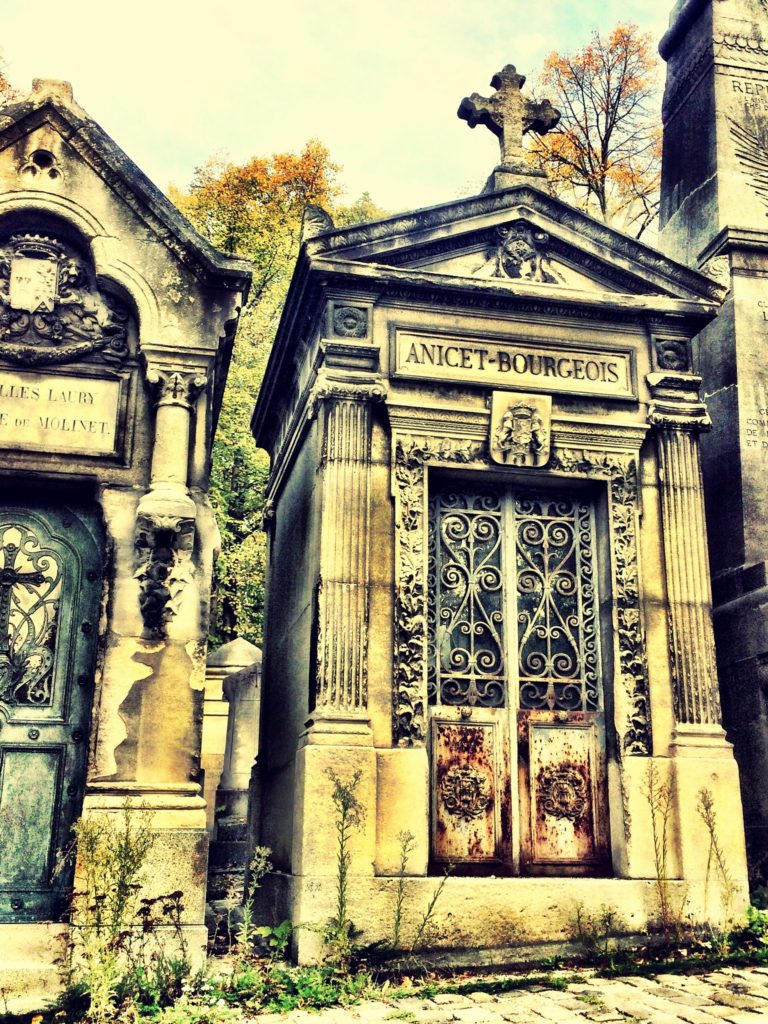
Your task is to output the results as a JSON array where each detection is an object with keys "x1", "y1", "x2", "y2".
[
  {"x1": 431, "y1": 713, "x2": 511, "y2": 864},
  {"x1": 428, "y1": 483, "x2": 513, "y2": 866},
  {"x1": 0, "y1": 499, "x2": 102, "y2": 922},
  {"x1": 427, "y1": 479, "x2": 610, "y2": 874},
  {"x1": 521, "y1": 717, "x2": 607, "y2": 867}
]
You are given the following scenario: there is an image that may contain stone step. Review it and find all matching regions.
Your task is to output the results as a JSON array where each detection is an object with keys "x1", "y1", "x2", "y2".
[
  {"x1": 208, "y1": 839, "x2": 248, "y2": 868},
  {"x1": 206, "y1": 867, "x2": 246, "y2": 901},
  {"x1": 215, "y1": 818, "x2": 248, "y2": 843}
]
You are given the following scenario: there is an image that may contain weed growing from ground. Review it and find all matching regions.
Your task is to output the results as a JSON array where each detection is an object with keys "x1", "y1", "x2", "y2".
[
  {"x1": 642, "y1": 761, "x2": 688, "y2": 940},
  {"x1": 697, "y1": 787, "x2": 738, "y2": 953},
  {"x1": 392, "y1": 830, "x2": 416, "y2": 949},
  {"x1": 409, "y1": 863, "x2": 454, "y2": 952},
  {"x1": 572, "y1": 902, "x2": 625, "y2": 959},
  {"x1": 59, "y1": 801, "x2": 155, "y2": 1023},
  {"x1": 324, "y1": 768, "x2": 365, "y2": 966},
  {"x1": 56, "y1": 801, "x2": 199, "y2": 1023},
  {"x1": 235, "y1": 845, "x2": 273, "y2": 951}
]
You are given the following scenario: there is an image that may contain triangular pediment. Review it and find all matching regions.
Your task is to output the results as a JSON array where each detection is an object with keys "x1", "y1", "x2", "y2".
[
  {"x1": 304, "y1": 185, "x2": 723, "y2": 304},
  {"x1": 0, "y1": 82, "x2": 251, "y2": 293}
]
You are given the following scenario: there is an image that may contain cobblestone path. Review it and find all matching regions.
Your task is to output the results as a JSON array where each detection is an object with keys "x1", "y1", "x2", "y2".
[{"x1": 256, "y1": 966, "x2": 768, "y2": 1023}]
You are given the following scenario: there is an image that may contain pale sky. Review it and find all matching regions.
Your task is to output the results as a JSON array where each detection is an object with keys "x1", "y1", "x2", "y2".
[{"x1": 5, "y1": 0, "x2": 673, "y2": 213}]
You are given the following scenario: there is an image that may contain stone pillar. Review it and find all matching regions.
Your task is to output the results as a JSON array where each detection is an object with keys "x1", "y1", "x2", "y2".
[
  {"x1": 130, "y1": 361, "x2": 209, "y2": 787},
  {"x1": 85, "y1": 360, "x2": 215, "y2": 960},
  {"x1": 648, "y1": 372, "x2": 723, "y2": 733},
  {"x1": 290, "y1": 379, "x2": 384, "y2": 948},
  {"x1": 306, "y1": 381, "x2": 385, "y2": 732},
  {"x1": 649, "y1": 371, "x2": 748, "y2": 900},
  {"x1": 141, "y1": 362, "x2": 207, "y2": 522},
  {"x1": 658, "y1": 0, "x2": 768, "y2": 880},
  {"x1": 219, "y1": 655, "x2": 262, "y2": 818},
  {"x1": 314, "y1": 396, "x2": 372, "y2": 719}
]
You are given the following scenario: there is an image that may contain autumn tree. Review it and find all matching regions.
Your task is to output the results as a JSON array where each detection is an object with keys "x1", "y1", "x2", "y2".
[
  {"x1": 172, "y1": 142, "x2": 385, "y2": 646},
  {"x1": 0, "y1": 54, "x2": 18, "y2": 104},
  {"x1": 528, "y1": 23, "x2": 661, "y2": 239}
]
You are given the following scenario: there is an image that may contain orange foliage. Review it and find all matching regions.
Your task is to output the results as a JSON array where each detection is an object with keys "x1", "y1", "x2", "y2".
[
  {"x1": 528, "y1": 22, "x2": 661, "y2": 239},
  {"x1": 170, "y1": 139, "x2": 340, "y2": 301},
  {"x1": 0, "y1": 55, "x2": 19, "y2": 105}
]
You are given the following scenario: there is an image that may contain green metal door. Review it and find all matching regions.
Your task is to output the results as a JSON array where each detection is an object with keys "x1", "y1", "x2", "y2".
[{"x1": 0, "y1": 498, "x2": 103, "y2": 922}]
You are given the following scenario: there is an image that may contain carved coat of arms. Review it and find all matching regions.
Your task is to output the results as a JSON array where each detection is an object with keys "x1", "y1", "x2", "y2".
[
  {"x1": 0, "y1": 233, "x2": 129, "y2": 367},
  {"x1": 490, "y1": 391, "x2": 552, "y2": 467},
  {"x1": 441, "y1": 765, "x2": 492, "y2": 822}
]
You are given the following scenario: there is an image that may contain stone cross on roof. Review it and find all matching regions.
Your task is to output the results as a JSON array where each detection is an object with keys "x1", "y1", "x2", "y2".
[{"x1": 458, "y1": 65, "x2": 560, "y2": 172}]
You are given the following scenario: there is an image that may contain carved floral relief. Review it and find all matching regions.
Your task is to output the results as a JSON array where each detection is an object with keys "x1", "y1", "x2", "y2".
[
  {"x1": 393, "y1": 436, "x2": 651, "y2": 755},
  {"x1": 134, "y1": 514, "x2": 195, "y2": 638}
]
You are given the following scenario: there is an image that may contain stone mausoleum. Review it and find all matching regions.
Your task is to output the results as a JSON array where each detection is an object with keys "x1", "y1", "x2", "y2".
[
  {"x1": 0, "y1": 80, "x2": 250, "y2": 994},
  {"x1": 658, "y1": 0, "x2": 768, "y2": 883},
  {"x1": 252, "y1": 64, "x2": 750, "y2": 959}
]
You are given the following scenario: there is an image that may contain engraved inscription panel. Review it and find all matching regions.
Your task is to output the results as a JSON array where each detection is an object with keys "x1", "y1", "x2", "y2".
[
  {"x1": 394, "y1": 330, "x2": 634, "y2": 398},
  {"x1": 0, "y1": 369, "x2": 121, "y2": 455}
]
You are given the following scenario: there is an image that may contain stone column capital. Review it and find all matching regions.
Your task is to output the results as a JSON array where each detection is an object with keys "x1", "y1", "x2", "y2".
[
  {"x1": 144, "y1": 361, "x2": 209, "y2": 410},
  {"x1": 306, "y1": 376, "x2": 386, "y2": 421},
  {"x1": 647, "y1": 371, "x2": 711, "y2": 432}
]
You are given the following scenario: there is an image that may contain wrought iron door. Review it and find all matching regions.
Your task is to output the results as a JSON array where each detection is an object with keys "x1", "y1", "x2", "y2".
[
  {"x1": 0, "y1": 500, "x2": 102, "y2": 922},
  {"x1": 428, "y1": 481, "x2": 609, "y2": 873}
]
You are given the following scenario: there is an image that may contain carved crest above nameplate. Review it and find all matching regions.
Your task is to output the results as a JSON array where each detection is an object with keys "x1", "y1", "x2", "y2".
[
  {"x1": 490, "y1": 391, "x2": 551, "y2": 467},
  {"x1": 393, "y1": 329, "x2": 635, "y2": 399},
  {"x1": 0, "y1": 233, "x2": 130, "y2": 369}
]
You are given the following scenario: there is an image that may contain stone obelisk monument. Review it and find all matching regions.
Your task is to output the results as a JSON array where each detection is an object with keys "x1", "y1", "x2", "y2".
[{"x1": 659, "y1": 0, "x2": 768, "y2": 881}]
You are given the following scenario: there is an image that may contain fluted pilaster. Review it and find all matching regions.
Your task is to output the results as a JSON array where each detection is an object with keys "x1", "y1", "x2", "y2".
[
  {"x1": 311, "y1": 381, "x2": 384, "y2": 716},
  {"x1": 649, "y1": 373, "x2": 722, "y2": 726}
]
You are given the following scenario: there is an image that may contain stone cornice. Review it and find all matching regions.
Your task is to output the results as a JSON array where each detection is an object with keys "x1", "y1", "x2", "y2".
[
  {"x1": 307, "y1": 200, "x2": 723, "y2": 304},
  {"x1": 698, "y1": 225, "x2": 768, "y2": 265},
  {"x1": 310, "y1": 257, "x2": 722, "y2": 323}
]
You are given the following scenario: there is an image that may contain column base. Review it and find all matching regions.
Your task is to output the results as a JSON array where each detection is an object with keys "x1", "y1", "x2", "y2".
[
  {"x1": 300, "y1": 708, "x2": 373, "y2": 746},
  {"x1": 670, "y1": 722, "x2": 732, "y2": 756},
  {"x1": 291, "y1": 738, "x2": 376, "y2": 876},
  {"x1": 83, "y1": 782, "x2": 209, "y2": 930}
]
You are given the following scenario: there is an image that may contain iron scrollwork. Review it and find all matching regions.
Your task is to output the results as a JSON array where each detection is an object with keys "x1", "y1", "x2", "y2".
[
  {"x1": 0, "y1": 523, "x2": 61, "y2": 706},
  {"x1": 516, "y1": 494, "x2": 599, "y2": 713},
  {"x1": 550, "y1": 449, "x2": 651, "y2": 754},
  {"x1": 393, "y1": 437, "x2": 651, "y2": 755},
  {"x1": 428, "y1": 486, "x2": 505, "y2": 708}
]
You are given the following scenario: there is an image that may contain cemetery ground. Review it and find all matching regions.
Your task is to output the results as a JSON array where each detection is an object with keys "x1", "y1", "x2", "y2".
[
  {"x1": 5, "y1": 797, "x2": 768, "y2": 1024},
  {"x1": 7, "y1": 927, "x2": 768, "y2": 1023}
]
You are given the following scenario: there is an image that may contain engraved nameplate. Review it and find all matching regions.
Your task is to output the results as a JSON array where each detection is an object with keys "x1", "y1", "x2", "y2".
[
  {"x1": 0, "y1": 368, "x2": 121, "y2": 455},
  {"x1": 394, "y1": 330, "x2": 635, "y2": 399}
]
